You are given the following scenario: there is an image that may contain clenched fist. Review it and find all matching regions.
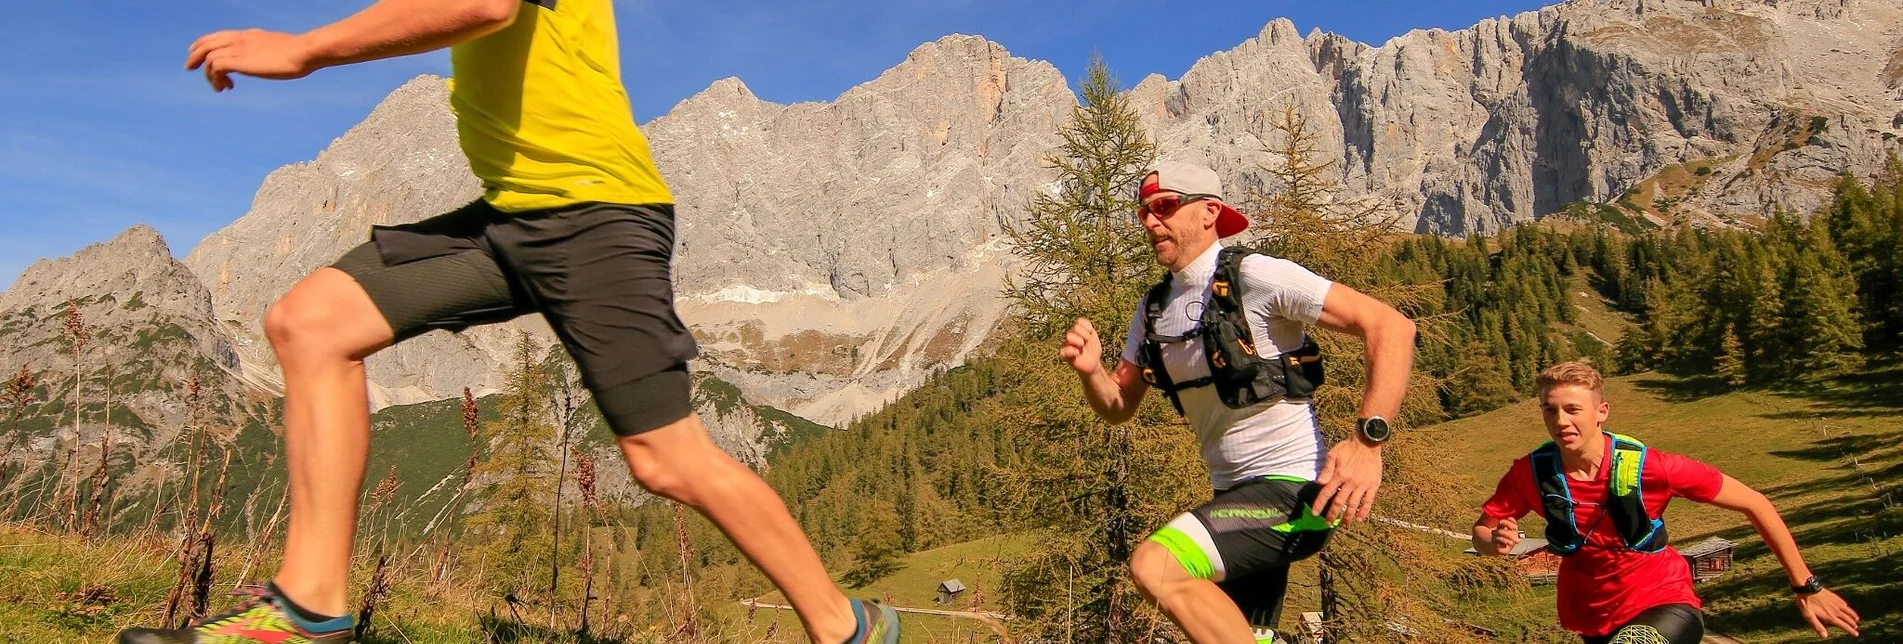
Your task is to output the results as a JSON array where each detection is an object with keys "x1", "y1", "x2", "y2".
[
  {"x1": 1060, "y1": 317, "x2": 1104, "y2": 377},
  {"x1": 1490, "y1": 517, "x2": 1522, "y2": 553}
]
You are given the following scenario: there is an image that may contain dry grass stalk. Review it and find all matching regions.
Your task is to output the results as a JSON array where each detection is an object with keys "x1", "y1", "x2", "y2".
[
  {"x1": 355, "y1": 549, "x2": 394, "y2": 641},
  {"x1": 672, "y1": 503, "x2": 698, "y2": 640},
  {"x1": 59, "y1": 302, "x2": 87, "y2": 535},
  {"x1": 58, "y1": 445, "x2": 79, "y2": 532},
  {"x1": 187, "y1": 449, "x2": 234, "y2": 621},
  {"x1": 423, "y1": 392, "x2": 484, "y2": 539},
  {"x1": 1, "y1": 365, "x2": 38, "y2": 519},
  {"x1": 0, "y1": 365, "x2": 36, "y2": 514},
  {"x1": 576, "y1": 454, "x2": 598, "y2": 633},
  {"x1": 233, "y1": 488, "x2": 288, "y2": 590},
  {"x1": 82, "y1": 409, "x2": 111, "y2": 538}
]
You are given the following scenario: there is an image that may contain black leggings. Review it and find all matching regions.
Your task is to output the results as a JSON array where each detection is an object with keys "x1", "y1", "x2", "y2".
[{"x1": 1582, "y1": 603, "x2": 1704, "y2": 644}]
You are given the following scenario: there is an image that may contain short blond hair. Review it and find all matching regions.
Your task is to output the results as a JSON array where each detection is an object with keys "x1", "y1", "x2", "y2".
[{"x1": 1536, "y1": 361, "x2": 1604, "y2": 395}]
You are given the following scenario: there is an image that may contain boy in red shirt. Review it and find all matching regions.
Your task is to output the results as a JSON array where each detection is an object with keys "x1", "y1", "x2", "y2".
[{"x1": 1472, "y1": 361, "x2": 1861, "y2": 643}]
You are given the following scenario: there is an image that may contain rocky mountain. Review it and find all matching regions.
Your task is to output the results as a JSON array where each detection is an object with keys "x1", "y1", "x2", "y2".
[
  {"x1": 183, "y1": 36, "x2": 1074, "y2": 425},
  {"x1": 0, "y1": 226, "x2": 267, "y2": 508},
  {"x1": 1128, "y1": 0, "x2": 1903, "y2": 233},
  {"x1": 0, "y1": 227, "x2": 814, "y2": 513},
  {"x1": 27, "y1": 0, "x2": 1903, "y2": 437}
]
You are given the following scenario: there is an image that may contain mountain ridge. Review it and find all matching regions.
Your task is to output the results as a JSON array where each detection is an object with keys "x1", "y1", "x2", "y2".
[{"x1": 14, "y1": 0, "x2": 1903, "y2": 429}]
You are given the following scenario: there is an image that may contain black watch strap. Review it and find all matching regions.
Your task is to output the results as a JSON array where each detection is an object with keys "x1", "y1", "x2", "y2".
[{"x1": 1792, "y1": 575, "x2": 1824, "y2": 595}]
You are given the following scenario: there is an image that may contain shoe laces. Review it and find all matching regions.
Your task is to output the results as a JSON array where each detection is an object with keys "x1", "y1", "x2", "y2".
[{"x1": 195, "y1": 586, "x2": 277, "y2": 628}]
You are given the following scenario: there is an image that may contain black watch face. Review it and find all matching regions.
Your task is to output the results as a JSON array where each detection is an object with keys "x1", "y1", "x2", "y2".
[{"x1": 1361, "y1": 418, "x2": 1391, "y2": 441}]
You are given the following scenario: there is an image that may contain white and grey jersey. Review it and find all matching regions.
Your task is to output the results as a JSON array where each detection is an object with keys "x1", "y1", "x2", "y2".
[{"x1": 1119, "y1": 242, "x2": 1334, "y2": 489}]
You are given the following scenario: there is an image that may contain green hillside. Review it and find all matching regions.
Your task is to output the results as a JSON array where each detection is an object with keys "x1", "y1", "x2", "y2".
[
  {"x1": 731, "y1": 534, "x2": 1032, "y2": 644},
  {"x1": 1430, "y1": 367, "x2": 1902, "y2": 643}
]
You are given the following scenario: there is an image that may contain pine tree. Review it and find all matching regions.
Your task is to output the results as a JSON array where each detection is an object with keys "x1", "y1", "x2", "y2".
[
  {"x1": 995, "y1": 56, "x2": 1199, "y2": 642},
  {"x1": 1247, "y1": 102, "x2": 1406, "y2": 286},
  {"x1": 842, "y1": 500, "x2": 904, "y2": 587},
  {"x1": 1780, "y1": 220, "x2": 1864, "y2": 379},
  {"x1": 1823, "y1": 171, "x2": 1892, "y2": 349},
  {"x1": 466, "y1": 332, "x2": 560, "y2": 596},
  {"x1": 1717, "y1": 326, "x2": 1748, "y2": 387},
  {"x1": 1002, "y1": 54, "x2": 1158, "y2": 340},
  {"x1": 1740, "y1": 240, "x2": 1787, "y2": 381},
  {"x1": 1445, "y1": 346, "x2": 1521, "y2": 417},
  {"x1": 1615, "y1": 278, "x2": 1672, "y2": 374}
]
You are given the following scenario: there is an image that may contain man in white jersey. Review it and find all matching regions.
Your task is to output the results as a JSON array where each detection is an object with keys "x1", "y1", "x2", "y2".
[{"x1": 1061, "y1": 161, "x2": 1416, "y2": 643}]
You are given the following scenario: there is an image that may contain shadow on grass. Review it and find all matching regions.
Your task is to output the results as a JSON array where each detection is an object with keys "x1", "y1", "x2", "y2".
[
  {"x1": 361, "y1": 613, "x2": 632, "y2": 644},
  {"x1": 1628, "y1": 362, "x2": 1903, "y2": 419},
  {"x1": 1629, "y1": 374, "x2": 1734, "y2": 403},
  {"x1": 1755, "y1": 362, "x2": 1903, "y2": 421},
  {"x1": 1680, "y1": 500, "x2": 1902, "y2": 642},
  {"x1": 1665, "y1": 363, "x2": 1903, "y2": 642}
]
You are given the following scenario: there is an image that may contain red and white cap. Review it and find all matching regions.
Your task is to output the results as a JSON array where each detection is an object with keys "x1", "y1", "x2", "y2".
[{"x1": 1142, "y1": 160, "x2": 1249, "y2": 238}]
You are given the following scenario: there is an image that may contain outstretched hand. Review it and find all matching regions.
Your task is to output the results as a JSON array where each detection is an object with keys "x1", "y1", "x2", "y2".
[
  {"x1": 1313, "y1": 437, "x2": 1382, "y2": 523},
  {"x1": 1796, "y1": 589, "x2": 1860, "y2": 638},
  {"x1": 187, "y1": 29, "x2": 318, "y2": 92},
  {"x1": 1060, "y1": 318, "x2": 1104, "y2": 378}
]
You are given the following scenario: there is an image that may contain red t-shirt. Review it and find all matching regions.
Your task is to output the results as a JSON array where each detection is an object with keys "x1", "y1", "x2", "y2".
[{"x1": 1481, "y1": 440, "x2": 1725, "y2": 637}]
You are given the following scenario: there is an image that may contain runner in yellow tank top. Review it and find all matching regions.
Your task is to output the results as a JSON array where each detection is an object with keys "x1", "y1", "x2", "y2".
[
  {"x1": 135, "y1": 2, "x2": 901, "y2": 643},
  {"x1": 450, "y1": 0, "x2": 673, "y2": 211}
]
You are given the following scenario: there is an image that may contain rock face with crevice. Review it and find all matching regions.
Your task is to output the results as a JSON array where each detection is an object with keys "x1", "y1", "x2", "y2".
[{"x1": 1130, "y1": 0, "x2": 1902, "y2": 233}]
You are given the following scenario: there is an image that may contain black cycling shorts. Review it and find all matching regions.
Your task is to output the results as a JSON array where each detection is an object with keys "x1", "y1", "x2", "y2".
[
  {"x1": 332, "y1": 200, "x2": 698, "y2": 435},
  {"x1": 1147, "y1": 477, "x2": 1335, "y2": 637},
  {"x1": 1582, "y1": 603, "x2": 1704, "y2": 644}
]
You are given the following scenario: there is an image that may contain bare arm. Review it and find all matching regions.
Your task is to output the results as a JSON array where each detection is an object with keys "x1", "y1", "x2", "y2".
[
  {"x1": 1705, "y1": 474, "x2": 1861, "y2": 638},
  {"x1": 186, "y1": 0, "x2": 521, "y2": 90},
  {"x1": 1309, "y1": 282, "x2": 1417, "y2": 523},
  {"x1": 303, "y1": 0, "x2": 521, "y2": 67},
  {"x1": 1313, "y1": 283, "x2": 1417, "y2": 421},
  {"x1": 1060, "y1": 318, "x2": 1148, "y2": 425}
]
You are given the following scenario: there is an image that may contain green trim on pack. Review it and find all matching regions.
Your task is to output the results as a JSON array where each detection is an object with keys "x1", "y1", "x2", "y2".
[
  {"x1": 1610, "y1": 433, "x2": 1646, "y2": 497},
  {"x1": 1532, "y1": 432, "x2": 1668, "y2": 555},
  {"x1": 1259, "y1": 475, "x2": 1311, "y2": 484},
  {"x1": 1148, "y1": 527, "x2": 1216, "y2": 580}
]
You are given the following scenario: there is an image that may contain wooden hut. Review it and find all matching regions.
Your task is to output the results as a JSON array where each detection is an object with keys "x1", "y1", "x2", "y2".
[
  {"x1": 1679, "y1": 536, "x2": 1737, "y2": 582},
  {"x1": 935, "y1": 579, "x2": 967, "y2": 605}
]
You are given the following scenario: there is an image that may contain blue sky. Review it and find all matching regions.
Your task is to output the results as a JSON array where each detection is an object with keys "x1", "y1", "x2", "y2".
[{"x1": 0, "y1": 0, "x2": 1552, "y2": 286}]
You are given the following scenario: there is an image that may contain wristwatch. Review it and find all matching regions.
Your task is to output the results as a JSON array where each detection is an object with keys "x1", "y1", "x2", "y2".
[
  {"x1": 1792, "y1": 575, "x2": 1824, "y2": 595},
  {"x1": 1356, "y1": 417, "x2": 1392, "y2": 444}
]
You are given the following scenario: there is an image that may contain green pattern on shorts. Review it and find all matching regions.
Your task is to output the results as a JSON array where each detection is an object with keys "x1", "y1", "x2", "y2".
[
  {"x1": 1608, "y1": 624, "x2": 1669, "y2": 644},
  {"x1": 1147, "y1": 526, "x2": 1215, "y2": 580}
]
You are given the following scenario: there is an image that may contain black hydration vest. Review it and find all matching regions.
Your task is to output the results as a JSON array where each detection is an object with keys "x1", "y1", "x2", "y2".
[
  {"x1": 1137, "y1": 247, "x2": 1325, "y2": 416},
  {"x1": 1531, "y1": 432, "x2": 1669, "y2": 556}
]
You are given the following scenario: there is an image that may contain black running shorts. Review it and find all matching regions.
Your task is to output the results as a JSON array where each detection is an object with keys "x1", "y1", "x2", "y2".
[
  {"x1": 1147, "y1": 476, "x2": 1335, "y2": 637},
  {"x1": 1581, "y1": 603, "x2": 1704, "y2": 644},
  {"x1": 332, "y1": 200, "x2": 698, "y2": 435}
]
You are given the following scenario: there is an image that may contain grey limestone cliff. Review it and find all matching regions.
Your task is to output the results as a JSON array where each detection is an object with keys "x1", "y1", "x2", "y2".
[{"x1": 165, "y1": 0, "x2": 1903, "y2": 428}]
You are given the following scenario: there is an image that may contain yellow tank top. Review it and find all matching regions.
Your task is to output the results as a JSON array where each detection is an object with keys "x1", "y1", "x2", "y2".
[{"x1": 448, "y1": 0, "x2": 672, "y2": 211}]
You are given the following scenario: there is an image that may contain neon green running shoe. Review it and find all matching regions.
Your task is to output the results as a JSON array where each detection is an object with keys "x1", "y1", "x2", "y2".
[
  {"x1": 116, "y1": 586, "x2": 353, "y2": 644},
  {"x1": 851, "y1": 598, "x2": 900, "y2": 644}
]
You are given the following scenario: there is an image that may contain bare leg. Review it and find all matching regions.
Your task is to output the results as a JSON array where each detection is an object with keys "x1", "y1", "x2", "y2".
[
  {"x1": 617, "y1": 416, "x2": 857, "y2": 643},
  {"x1": 1131, "y1": 541, "x2": 1257, "y2": 644},
  {"x1": 263, "y1": 268, "x2": 394, "y2": 617}
]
